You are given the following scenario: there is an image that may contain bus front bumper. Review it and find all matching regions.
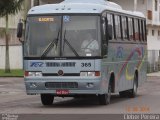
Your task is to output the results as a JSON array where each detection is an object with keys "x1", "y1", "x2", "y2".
[{"x1": 24, "y1": 76, "x2": 105, "y2": 95}]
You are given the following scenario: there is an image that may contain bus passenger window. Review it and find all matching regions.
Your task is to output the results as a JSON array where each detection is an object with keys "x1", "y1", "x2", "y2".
[
  {"x1": 143, "y1": 20, "x2": 146, "y2": 41},
  {"x1": 138, "y1": 19, "x2": 142, "y2": 41},
  {"x1": 128, "y1": 18, "x2": 133, "y2": 40},
  {"x1": 107, "y1": 13, "x2": 114, "y2": 40},
  {"x1": 102, "y1": 17, "x2": 107, "y2": 40},
  {"x1": 141, "y1": 20, "x2": 144, "y2": 41},
  {"x1": 115, "y1": 15, "x2": 121, "y2": 39},
  {"x1": 101, "y1": 17, "x2": 108, "y2": 56},
  {"x1": 122, "y1": 16, "x2": 127, "y2": 39},
  {"x1": 134, "y1": 19, "x2": 139, "y2": 41}
]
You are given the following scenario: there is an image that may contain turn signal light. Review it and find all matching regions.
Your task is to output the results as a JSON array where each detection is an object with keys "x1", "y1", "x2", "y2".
[
  {"x1": 24, "y1": 71, "x2": 42, "y2": 77},
  {"x1": 95, "y1": 71, "x2": 100, "y2": 76}
]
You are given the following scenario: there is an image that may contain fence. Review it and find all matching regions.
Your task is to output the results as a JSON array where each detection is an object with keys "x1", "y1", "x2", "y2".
[{"x1": 147, "y1": 50, "x2": 160, "y2": 73}]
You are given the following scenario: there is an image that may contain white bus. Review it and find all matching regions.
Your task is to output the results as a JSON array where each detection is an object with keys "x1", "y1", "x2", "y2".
[{"x1": 17, "y1": 0, "x2": 147, "y2": 105}]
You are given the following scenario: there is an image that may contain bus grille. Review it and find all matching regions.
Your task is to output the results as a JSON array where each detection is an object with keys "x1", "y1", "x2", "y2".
[
  {"x1": 45, "y1": 82, "x2": 78, "y2": 89},
  {"x1": 46, "y1": 62, "x2": 76, "y2": 67},
  {"x1": 43, "y1": 73, "x2": 80, "y2": 76}
]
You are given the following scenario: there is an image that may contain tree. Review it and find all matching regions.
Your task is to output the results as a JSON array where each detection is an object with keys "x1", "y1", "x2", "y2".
[{"x1": 0, "y1": 0, "x2": 24, "y2": 73}]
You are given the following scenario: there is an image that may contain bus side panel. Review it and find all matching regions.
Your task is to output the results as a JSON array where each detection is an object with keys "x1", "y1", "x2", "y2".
[{"x1": 107, "y1": 41, "x2": 147, "y2": 92}]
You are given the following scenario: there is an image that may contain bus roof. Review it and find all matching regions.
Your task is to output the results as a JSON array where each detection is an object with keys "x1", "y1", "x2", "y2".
[{"x1": 28, "y1": 0, "x2": 145, "y2": 18}]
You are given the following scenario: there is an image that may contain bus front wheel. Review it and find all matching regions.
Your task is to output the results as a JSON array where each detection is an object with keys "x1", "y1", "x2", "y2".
[
  {"x1": 41, "y1": 94, "x2": 54, "y2": 105},
  {"x1": 98, "y1": 84, "x2": 111, "y2": 105}
]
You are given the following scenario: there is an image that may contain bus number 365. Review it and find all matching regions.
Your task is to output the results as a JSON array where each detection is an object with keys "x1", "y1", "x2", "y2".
[{"x1": 81, "y1": 63, "x2": 91, "y2": 67}]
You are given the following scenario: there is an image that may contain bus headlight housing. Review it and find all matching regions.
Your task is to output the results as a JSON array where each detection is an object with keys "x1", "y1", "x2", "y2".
[
  {"x1": 25, "y1": 71, "x2": 42, "y2": 77},
  {"x1": 80, "y1": 71, "x2": 100, "y2": 77},
  {"x1": 80, "y1": 72, "x2": 88, "y2": 76},
  {"x1": 88, "y1": 72, "x2": 95, "y2": 77}
]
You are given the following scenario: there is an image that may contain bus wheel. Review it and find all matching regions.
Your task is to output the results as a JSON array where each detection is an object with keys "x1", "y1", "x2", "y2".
[
  {"x1": 98, "y1": 84, "x2": 111, "y2": 105},
  {"x1": 41, "y1": 94, "x2": 54, "y2": 105},
  {"x1": 128, "y1": 75, "x2": 138, "y2": 98}
]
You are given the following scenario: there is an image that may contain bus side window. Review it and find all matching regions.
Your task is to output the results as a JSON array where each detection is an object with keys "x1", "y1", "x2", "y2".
[
  {"x1": 126, "y1": 17, "x2": 129, "y2": 40},
  {"x1": 102, "y1": 17, "x2": 107, "y2": 41},
  {"x1": 141, "y1": 20, "x2": 145, "y2": 41},
  {"x1": 122, "y1": 16, "x2": 127, "y2": 40},
  {"x1": 134, "y1": 18, "x2": 139, "y2": 41},
  {"x1": 128, "y1": 17, "x2": 133, "y2": 40},
  {"x1": 143, "y1": 20, "x2": 147, "y2": 41},
  {"x1": 113, "y1": 14, "x2": 116, "y2": 39},
  {"x1": 101, "y1": 16, "x2": 108, "y2": 57},
  {"x1": 138, "y1": 19, "x2": 142, "y2": 41},
  {"x1": 107, "y1": 13, "x2": 114, "y2": 40},
  {"x1": 108, "y1": 24, "x2": 113, "y2": 40},
  {"x1": 115, "y1": 15, "x2": 121, "y2": 40}
]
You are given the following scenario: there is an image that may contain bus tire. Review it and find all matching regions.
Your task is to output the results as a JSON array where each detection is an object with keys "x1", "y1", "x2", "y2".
[
  {"x1": 41, "y1": 94, "x2": 54, "y2": 105},
  {"x1": 98, "y1": 83, "x2": 111, "y2": 105},
  {"x1": 128, "y1": 74, "x2": 138, "y2": 98}
]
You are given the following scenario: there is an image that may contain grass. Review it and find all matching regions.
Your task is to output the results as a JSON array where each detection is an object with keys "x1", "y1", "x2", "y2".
[{"x1": 0, "y1": 69, "x2": 24, "y2": 77}]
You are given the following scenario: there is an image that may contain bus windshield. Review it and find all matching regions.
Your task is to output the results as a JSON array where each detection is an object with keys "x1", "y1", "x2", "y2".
[{"x1": 24, "y1": 15, "x2": 101, "y2": 57}]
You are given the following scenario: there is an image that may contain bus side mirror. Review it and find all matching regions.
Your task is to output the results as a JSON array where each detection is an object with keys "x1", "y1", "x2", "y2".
[{"x1": 17, "y1": 20, "x2": 23, "y2": 39}]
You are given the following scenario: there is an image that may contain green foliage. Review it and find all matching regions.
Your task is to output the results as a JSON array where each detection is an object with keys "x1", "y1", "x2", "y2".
[
  {"x1": 0, "y1": 0, "x2": 24, "y2": 17},
  {"x1": 0, "y1": 69, "x2": 24, "y2": 77}
]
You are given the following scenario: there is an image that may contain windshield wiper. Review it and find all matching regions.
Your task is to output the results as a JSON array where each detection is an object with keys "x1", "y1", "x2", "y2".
[
  {"x1": 63, "y1": 30, "x2": 79, "y2": 57},
  {"x1": 41, "y1": 30, "x2": 60, "y2": 58}
]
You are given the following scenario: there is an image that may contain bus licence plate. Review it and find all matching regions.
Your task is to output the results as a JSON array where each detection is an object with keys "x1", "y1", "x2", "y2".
[{"x1": 56, "y1": 90, "x2": 69, "y2": 95}]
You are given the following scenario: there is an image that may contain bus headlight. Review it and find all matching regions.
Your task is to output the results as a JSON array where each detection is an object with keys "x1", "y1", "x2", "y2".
[
  {"x1": 88, "y1": 72, "x2": 95, "y2": 77},
  {"x1": 25, "y1": 71, "x2": 42, "y2": 77},
  {"x1": 80, "y1": 72, "x2": 88, "y2": 76},
  {"x1": 35, "y1": 72, "x2": 42, "y2": 77},
  {"x1": 80, "y1": 71, "x2": 100, "y2": 77}
]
